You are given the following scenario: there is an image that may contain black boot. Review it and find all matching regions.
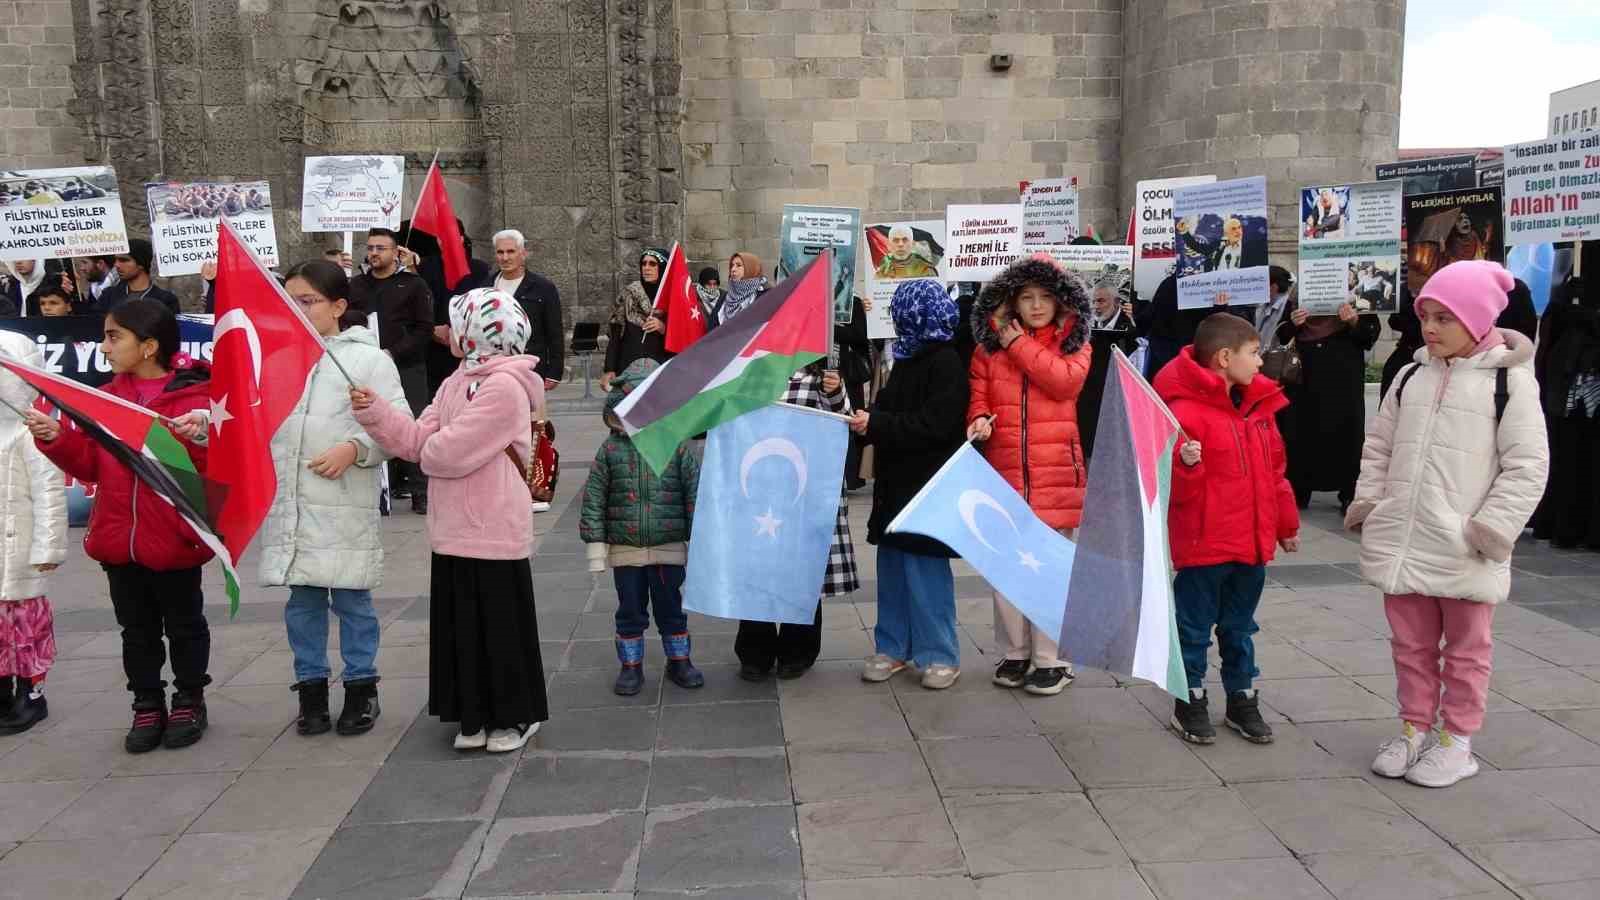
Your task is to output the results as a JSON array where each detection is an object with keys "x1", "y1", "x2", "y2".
[
  {"x1": 1225, "y1": 690, "x2": 1275, "y2": 744},
  {"x1": 336, "y1": 678, "x2": 381, "y2": 736},
  {"x1": 662, "y1": 633, "x2": 704, "y2": 689},
  {"x1": 614, "y1": 636, "x2": 645, "y2": 696},
  {"x1": 0, "y1": 679, "x2": 47, "y2": 735},
  {"x1": 292, "y1": 679, "x2": 332, "y2": 736},
  {"x1": 163, "y1": 688, "x2": 208, "y2": 749},
  {"x1": 126, "y1": 693, "x2": 166, "y2": 754},
  {"x1": 1172, "y1": 691, "x2": 1216, "y2": 744}
]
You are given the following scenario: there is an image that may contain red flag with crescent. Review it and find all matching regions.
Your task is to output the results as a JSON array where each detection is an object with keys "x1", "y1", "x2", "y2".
[{"x1": 209, "y1": 219, "x2": 325, "y2": 587}]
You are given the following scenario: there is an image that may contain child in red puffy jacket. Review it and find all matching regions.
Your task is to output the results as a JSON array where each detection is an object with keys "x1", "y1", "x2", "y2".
[
  {"x1": 1153, "y1": 313, "x2": 1299, "y2": 747},
  {"x1": 966, "y1": 254, "x2": 1092, "y2": 696}
]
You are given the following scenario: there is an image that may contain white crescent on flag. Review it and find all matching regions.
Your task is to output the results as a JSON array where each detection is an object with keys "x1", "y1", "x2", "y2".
[
  {"x1": 212, "y1": 308, "x2": 262, "y2": 407},
  {"x1": 739, "y1": 437, "x2": 808, "y2": 502},
  {"x1": 957, "y1": 488, "x2": 1019, "y2": 554}
]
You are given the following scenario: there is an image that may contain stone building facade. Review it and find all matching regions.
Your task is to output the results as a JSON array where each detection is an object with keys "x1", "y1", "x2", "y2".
[{"x1": 3, "y1": 0, "x2": 1404, "y2": 326}]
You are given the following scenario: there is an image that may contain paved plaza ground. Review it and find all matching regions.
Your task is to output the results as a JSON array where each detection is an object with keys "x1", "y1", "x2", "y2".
[{"x1": 1, "y1": 389, "x2": 1599, "y2": 898}]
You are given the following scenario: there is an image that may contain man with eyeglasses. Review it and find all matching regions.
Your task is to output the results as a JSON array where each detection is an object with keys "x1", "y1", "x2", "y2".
[{"x1": 348, "y1": 227, "x2": 435, "y2": 513}]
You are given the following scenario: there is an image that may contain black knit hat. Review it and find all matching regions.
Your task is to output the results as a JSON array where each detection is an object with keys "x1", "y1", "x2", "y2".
[{"x1": 125, "y1": 238, "x2": 154, "y2": 274}]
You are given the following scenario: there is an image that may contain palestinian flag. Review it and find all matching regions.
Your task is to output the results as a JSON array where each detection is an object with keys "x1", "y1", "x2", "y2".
[
  {"x1": 615, "y1": 249, "x2": 832, "y2": 473},
  {"x1": 1059, "y1": 347, "x2": 1188, "y2": 699},
  {"x1": 0, "y1": 358, "x2": 241, "y2": 607}
]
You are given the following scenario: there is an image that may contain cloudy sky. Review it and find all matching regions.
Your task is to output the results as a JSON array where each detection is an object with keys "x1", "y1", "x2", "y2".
[{"x1": 1400, "y1": 0, "x2": 1600, "y2": 148}]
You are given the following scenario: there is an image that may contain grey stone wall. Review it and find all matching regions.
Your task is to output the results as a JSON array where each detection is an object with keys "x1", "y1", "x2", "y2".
[
  {"x1": 0, "y1": 0, "x2": 82, "y2": 167},
  {"x1": 1120, "y1": 0, "x2": 1405, "y2": 258}
]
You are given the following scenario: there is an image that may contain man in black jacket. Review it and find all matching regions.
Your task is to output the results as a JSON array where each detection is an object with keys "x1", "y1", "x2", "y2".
[
  {"x1": 95, "y1": 239, "x2": 180, "y2": 313},
  {"x1": 459, "y1": 229, "x2": 564, "y2": 388},
  {"x1": 348, "y1": 227, "x2": 434, "y2": 512}
]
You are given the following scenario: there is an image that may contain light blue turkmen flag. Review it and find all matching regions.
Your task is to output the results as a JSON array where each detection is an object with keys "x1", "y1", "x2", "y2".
[
  {"x1": 685, "y1": 403, "x2": 849, "y2": 625},
  {"x1": 888, "y1": 443, "x2": 1076, "y2": 641}
]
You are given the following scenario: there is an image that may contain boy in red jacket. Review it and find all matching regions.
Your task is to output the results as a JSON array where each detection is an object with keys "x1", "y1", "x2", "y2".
[{"x1": 1153, "y1": 314, "x2": 1300, "y2": 746}]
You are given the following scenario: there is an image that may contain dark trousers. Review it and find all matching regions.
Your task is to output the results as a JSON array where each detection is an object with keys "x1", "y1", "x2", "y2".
[
  {"x1": 1174, "y1": 563, "x2": 1265, "y2": 694},
  {"x1": 105, "y1": 564, "x2": 210, "y2": 696},
  {"x1": 735, "y1": 604, "x2": 823, "y2": 671},
  {"x1": 614, "y1": 565, "x2": 687, "y2": 638},
  {"x1": 394, "y1": 363, "x2": 430, "y2": 495}
]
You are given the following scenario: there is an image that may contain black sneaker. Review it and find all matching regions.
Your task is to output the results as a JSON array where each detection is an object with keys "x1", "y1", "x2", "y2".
[
  {"x1": 992, "y1": 658, "x2": 1029, "y2": 689},
  {"x1": 1023, "y1": 666, "x2": 1075, "y2": 696},
  {"x1": 1172, "y1": 692, "x2": 1216, "y2": 744},
  {"x1": 336, "y1": 679, "x2": 381, "y2": 736},
  {"x1": 1225, "y1": 690, "x2": 1275, "y2": 744},
  {"x1": 126, "y1": 695, "x2": 166, "y2": 754},
  {"x1": 739, "y1": 663, "x2": 772, "y2": 682},
  {"x1": 775, "y1": 661, "x2": 810, "y2": 680},
  {"x1": 163, "y1": 689, "x2": 208, "y2": 749},
  {"x1": 292, "y1": 679, "x2": 331, "y2": 736}
]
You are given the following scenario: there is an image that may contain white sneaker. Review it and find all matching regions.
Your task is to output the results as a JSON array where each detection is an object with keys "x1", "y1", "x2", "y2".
[
  {"x1": 1405, "y1": 731, "x2": 1479, "y2": 788},
  {"x1": 920, "y1": 664, "x2": 961, "y2": 690},
  {"x1": 454, "y1": 729, "x2": 487, "y2": 751},
  {"x1": 861, "y1": 654, "x2": 908, "y2": 683},
  {"x1": 486, "y1": 722, "x2": 540, "y2": 753},
  {"x1": 1371, "y1": 721, "x2": 1427, "y2": 778},
  {"x1": 531, "y1": 501, "x2": 552, "y2": 513}
]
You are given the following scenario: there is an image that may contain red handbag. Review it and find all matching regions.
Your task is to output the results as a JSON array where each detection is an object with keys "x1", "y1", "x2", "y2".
[{"x1": 504, "y1": 420, "x2": 559, "y2": 502}]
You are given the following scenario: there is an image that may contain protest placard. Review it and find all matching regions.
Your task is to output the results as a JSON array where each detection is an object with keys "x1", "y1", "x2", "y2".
[
  {"x1": 300, "y1": 156, "x2": 404, "y2": 232},
  {"x1": 778, "y1": 204, "x2": 859, "y2": 325},
  {"x1": 1132, "y1": 175, "x2": 1215, "y2": 301},
  {"x1": 1029, "y1": 244, "x2": 1135, "y2": 327},
  {"x1": 863, "y1": 220, "x2": 946, "y2": 339},
  {"x1": 945, "y1": 204, "x2": 1023, "y2": 282},
  {"x1": 1172, "y1": 176, "x2": 1269, "y2": 309},
  {"x1": 146, "y1": 180, "x2": 278, "y2": 276},
  {"x1": 1020, "y1": 177, "x2": 1080, "y2": 246},
  {"x1": 1403, "y1": 187, "x2": 1503, "y2": 297},
  {"x1": 0, "y1": 167, "x2": 128, "y2": 263},
  {"x1": 1375, "y1": 155, "x2": 1480, "y2": 196},
  {"x1": 1503, "y1": 133, "x2": 1600, "y2": 246},
  {"x1": 1296, "y1": 181, "x2": 1403, "y2": 315}
]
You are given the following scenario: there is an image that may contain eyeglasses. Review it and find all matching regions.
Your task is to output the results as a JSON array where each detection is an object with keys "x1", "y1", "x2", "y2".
[
  {"x1": 292, "y1": 295, "x2": 329, "y2": 309},
  {"x1": 365, "y1": 244, "x2": 394, "y2": 254}
]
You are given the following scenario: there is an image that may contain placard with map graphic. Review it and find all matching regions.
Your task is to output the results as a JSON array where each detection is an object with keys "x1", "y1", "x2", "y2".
[{"x1": 300, "y1": 156, "x2": 404, "y2": 232}]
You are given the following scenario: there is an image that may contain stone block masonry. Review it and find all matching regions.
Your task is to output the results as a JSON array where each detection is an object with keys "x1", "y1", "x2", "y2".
[{"x1": 0, "y1": 0, "x2": 83, "y2": 168}]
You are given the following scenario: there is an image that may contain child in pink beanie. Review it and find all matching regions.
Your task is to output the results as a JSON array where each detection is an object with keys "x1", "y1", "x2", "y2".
[{"x1": 1345, "y1": 260, "x2": 1549, "y2": 788}]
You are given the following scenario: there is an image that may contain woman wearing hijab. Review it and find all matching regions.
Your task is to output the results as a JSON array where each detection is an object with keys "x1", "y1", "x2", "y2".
[
  {"x1": 602, "y1": 249, "x2": 672, "y2": 392},
  {"x1": 718, "y1": 252, "x2": 769, "y2": 324},
  {"x1": 1278, "y1": 299, "x2": 1381, "y2": 512}
]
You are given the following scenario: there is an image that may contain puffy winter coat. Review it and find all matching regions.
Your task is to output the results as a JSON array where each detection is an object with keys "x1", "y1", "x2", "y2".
[
  {"x1": 38, "y1": 365, "x2": 213, "y2": 570},
  {"x1": 1155, "y1": 346, "x2": 1299, "y2": 569},
  {"x1": 0, "y1": 332, "x2": 66, "y2": 601},
  {"x1": 864, "y1": 342, "x2": 970, "y2": 557},
  {"x1": 258, "y1": 326, "x2": 408, "y2": 589},
  {"x1": 969, "y1": 255, "x2": 1094, "y2": 529},
  {"x1": 1345, "y1": 330, "x2": 1548, "y2": 605}
]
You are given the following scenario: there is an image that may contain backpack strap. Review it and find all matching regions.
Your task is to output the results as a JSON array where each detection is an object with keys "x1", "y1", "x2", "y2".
[
  {"x1": 1494, "y1": 367, "x2": 1509, "y2": 424},
  {"x1": 1392, "y1": 362, "x2": 1423, "y2": 407}
]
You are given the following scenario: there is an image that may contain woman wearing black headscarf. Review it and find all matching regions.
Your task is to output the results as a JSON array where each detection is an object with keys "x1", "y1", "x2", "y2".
[
  {"x1": 1536, "y1": 256, "x2": 1600, "y2": 550},
  {"x1": 602, "y1": 248, "x2": 672, "y2": 392},
  {"x1": 1279, "y1": 300, "x2": 1381, "y2": 512}
]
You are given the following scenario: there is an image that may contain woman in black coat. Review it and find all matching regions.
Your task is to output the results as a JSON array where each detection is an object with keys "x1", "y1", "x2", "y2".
[
  {"x1": 1279, "y1": 300, "x2": 1381, "y2": 512},
  {"x1": 1535, "y1": 263, "x2": 1600, "y2": 550},
  {"x1": 602, "y1": 248, "x2": 672, "y2": 390},
  {"x1": 834, "y1": 295, "x2": 871, "y2": 490}
]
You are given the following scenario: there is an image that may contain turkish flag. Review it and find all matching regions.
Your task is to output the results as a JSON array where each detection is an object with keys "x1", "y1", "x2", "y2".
[
  {"x1": 411, "y1": 159, "x2": 469, "y2": 289},
  {"x1": 208, "y1": 219, "x2": 325, "y2": 571},
  {"x1": 654, "y1": 242, "x2": 706, "y2": 353}
]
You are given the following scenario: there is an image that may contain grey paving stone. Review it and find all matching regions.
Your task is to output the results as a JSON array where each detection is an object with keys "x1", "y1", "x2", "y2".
[
  {"x1": 500, "y1": 754, "x2": 650, "y2": 817},
  {"x1": 37, "y1": 772, "x2": 235, "y2": 840},
  {"x1": 1500, "y1": 767, "x2": 1600, "y2": 831},
  {"x1": 1461, "y1": 838, "x2": 1600, "y2": 891},
  {"x1": 898, "y1": 692, "x2": 1038, "y2": 739},
  {"x1": 1492, "y1": 666, "x2": 1600, "y2": 710},
  {"x1": 1094, "y1": 786, "x2": 1289, "y2": 863},
  {"x1": 976, "y1": 868, "x2": 1156, "y2": 899},
  {"x1": 1520, "y1": 602, "x2": 1600, "y2": 631},
  {"x1": 660, "y1": 665, "x2": 779, "y2": 705},
  {"x1": 1502, "y1": 630, "x2": 1600, "y2": 667},
  {"x1": 0, "y1": 780, "x2": 95, "y2": 842},
  {"x1": 922, "y1": 734, "x2": 1078, "y2": 795},
  {"x1": 945, "y1": 792, "x2": 1128, "y2": 877},
  {"x1": 1235, "y1": 778, "x2": 1446, "y2": 856},
  {"x1": 1268, "y1": 564, "x2": 1366, "y2": 588},
  {"x1": 647, "y1": 751, "x2": 791, "y2": 806},
  {"x1": 292, "y1": 819, "x2": 487, "y2": 900},
  {"x1": 1048, "y1": 731, "x2": 1219, "y2": 790},
  {"x1": 125, "y1": 827, "x2": 334, "y2": 900},
  {"x1": 548, "y1": 669, "x2": 664, "y2": 711},
  {"x1": 1138, "y1": 857, "x2": 1336, "y2": 900},
  {"x1": 465, "y1": 813, "x2": 642, "y2": 896},
  {"x1": 806, "y1": 874, "x2": 979, "y2": 899},
  {"x1": 348, "y1": 758, "x2": 515, "y2": 824},
  {"x1": 636, "y1": 805, "x2": 801, "y2": 891},
  {"x1": 1543, "y1": 708, "x2": 1600, "y2": 743},
  {"x1": 1190, "y1": 721, "x2": 1363, "y2": 782},
  {"x1": 1256, "y1": 606, "x2": 1381, "y2": 642},
  {"x1": 780, "y1": 693, "x2": 912, "y2": 745},
  {"x1": 0, "y1": 836, "x2": 174, "y2": 900},
  {"x1": 1303, "y1": 848, "x2": 1516, "y2": 900},
  {"x1": 190, "y1": 764, "x2": 378, "y2": 833},
  {"x1": 787, "y1": 741, "x2": 936, "y2": 802},
  {"x1": 656, "y1": 701, "x2": 783, "y2": 750},
  {"x1": 536, "y1": 705, "x2": 659, "y2": 752},
  {"x1": 1020, "y1": 686, "x2": 1165, "y2": 734},
  {"x1": 1471, "y1": 711, "x2": 1600, "y2": 769},
  {"x1": 387, "y1": 711, "x2": 493, "y2": 764},
  {"x1": 1256, "y1": 677, "x2": 1397, "y2": 722},
  {"x1": 1293, "y1": 639, "x2": 1398, "y2": 677},
  {"x1": 636, "y1": 885, "x2": 801, "y2": 900},
  {"x1": 1248, "y1": 640, "x2": 1344, "y2": 679},
  {"x1": 1368, "y1": 771, "x2": 1592, "y2": 844},
  {"x1": 0, "y1": 729, "x2": 123, "y2": 783},
  {"x1": 797, "y1": 791, "x2": 964, "y2": 880}
]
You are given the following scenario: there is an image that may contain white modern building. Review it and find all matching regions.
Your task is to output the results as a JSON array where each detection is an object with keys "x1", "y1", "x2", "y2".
[{"x1": 1550, "y1": 78, "x2": 1600, "y2": 136}]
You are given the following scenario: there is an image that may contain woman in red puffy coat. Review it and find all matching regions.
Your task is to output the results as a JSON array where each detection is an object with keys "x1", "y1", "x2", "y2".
[{"x1": 966, "y1": 254, "x2": 1092, "y2": 696}]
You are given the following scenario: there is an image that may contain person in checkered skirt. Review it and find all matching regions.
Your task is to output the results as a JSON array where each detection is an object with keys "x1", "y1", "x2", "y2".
[{"x1": 734, "y1": 362, "x2": 859, "y2": 680}]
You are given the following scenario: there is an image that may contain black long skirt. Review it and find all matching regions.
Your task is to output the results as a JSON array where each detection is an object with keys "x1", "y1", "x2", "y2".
[{"x1": 429, "y1": 553, "x2": 548, "y2": 734}]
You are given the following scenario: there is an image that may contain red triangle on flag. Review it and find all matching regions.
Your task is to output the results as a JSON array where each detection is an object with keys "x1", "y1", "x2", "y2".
[
  {"x1": 741, "y1": 247, "x2": 831, "y2": 359},
  {"x1": 411, "y1": 157, "x2": 469, "y2": 289},
  {"x1": 656, "y1": 243, "x2": 706, "y2": 354}
]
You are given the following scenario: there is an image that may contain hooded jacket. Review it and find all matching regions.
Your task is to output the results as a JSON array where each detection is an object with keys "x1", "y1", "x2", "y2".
[
  {"x1": 1345, "y1": 330, "x2": 1548, "y2": 605},
  {"x1": 0, "y1": 332, "x2": 66, "y2": 600},
  {"x1": 354, "y1": 353, "x2": 544, "y2": 560},
  {"x1": 1154, "y1": 346, "x2": 1298, "y2": 569},
  {"x1": 968, "y1": 256, "x2": 1094, "y2": 529},
  {"x1": 37, "y1": 364, "x2": 213, "y2": 570},
  {"x1": 258, "y1": 326, "x2": 408, "y2": 589}
]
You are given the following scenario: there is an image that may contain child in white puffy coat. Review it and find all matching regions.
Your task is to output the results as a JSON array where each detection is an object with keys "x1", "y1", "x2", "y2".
[
  {"x1": 1346, "y1": 261, "x2": 1549, "y2": 788},
  {"x1": 0, "y1": 330, "x2": 67, "y2": 734}
]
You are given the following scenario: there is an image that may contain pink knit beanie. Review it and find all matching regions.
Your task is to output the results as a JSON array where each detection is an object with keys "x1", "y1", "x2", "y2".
[{"x1": 1415, "y1": 260, "x2": 1512, "y2": 341}]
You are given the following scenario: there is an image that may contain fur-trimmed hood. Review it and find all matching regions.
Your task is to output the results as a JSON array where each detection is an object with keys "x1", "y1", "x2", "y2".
[{"x1": 972, "y1": 255, "x2": 1092, "y2": 356}]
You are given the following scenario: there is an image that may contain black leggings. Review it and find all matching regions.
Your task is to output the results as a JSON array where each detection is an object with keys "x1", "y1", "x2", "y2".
[{"x1": 106, "y1": 564, "x2": 210, "y2": 696}]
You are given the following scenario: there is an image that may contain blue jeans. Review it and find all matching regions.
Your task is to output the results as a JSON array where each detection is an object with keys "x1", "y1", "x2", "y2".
[
  {"x1": 285, "y1": 586, "x2": 380, "y2": 683},
  {"x1": 873, "y1": 545, "x2": 959, "y2": 668},
  {"x1": 1174, "y1": 563, "x2": 1266, "y2": 694},
  {"x1": 614, "y1": 565, "x2": 687, "y2": 638}
]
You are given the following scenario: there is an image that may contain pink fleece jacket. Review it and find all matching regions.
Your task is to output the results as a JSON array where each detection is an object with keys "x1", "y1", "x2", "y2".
[{"x1": 354, "y1": 354, "x2": 544, "y2": 560}]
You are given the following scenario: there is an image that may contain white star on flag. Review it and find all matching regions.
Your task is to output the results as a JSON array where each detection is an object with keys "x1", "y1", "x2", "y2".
[
  {"x1": 689, "y1": 305, "x2": 700, "y2": 320},
  {"x1": 1017, "y1": 549, "x2": 1043, "y2": 573},
  {"x1": 209, "y1": 394, "x2": 235, "y2": 436},
  {"x1": 754, "y1": 508, "x2": 782, "y2": 538}
]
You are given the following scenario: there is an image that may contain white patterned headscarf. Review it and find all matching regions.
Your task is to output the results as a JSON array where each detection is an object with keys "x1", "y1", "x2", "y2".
[{"x1": 448, "y1": 287, "x2": 531, "y2": 369}]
